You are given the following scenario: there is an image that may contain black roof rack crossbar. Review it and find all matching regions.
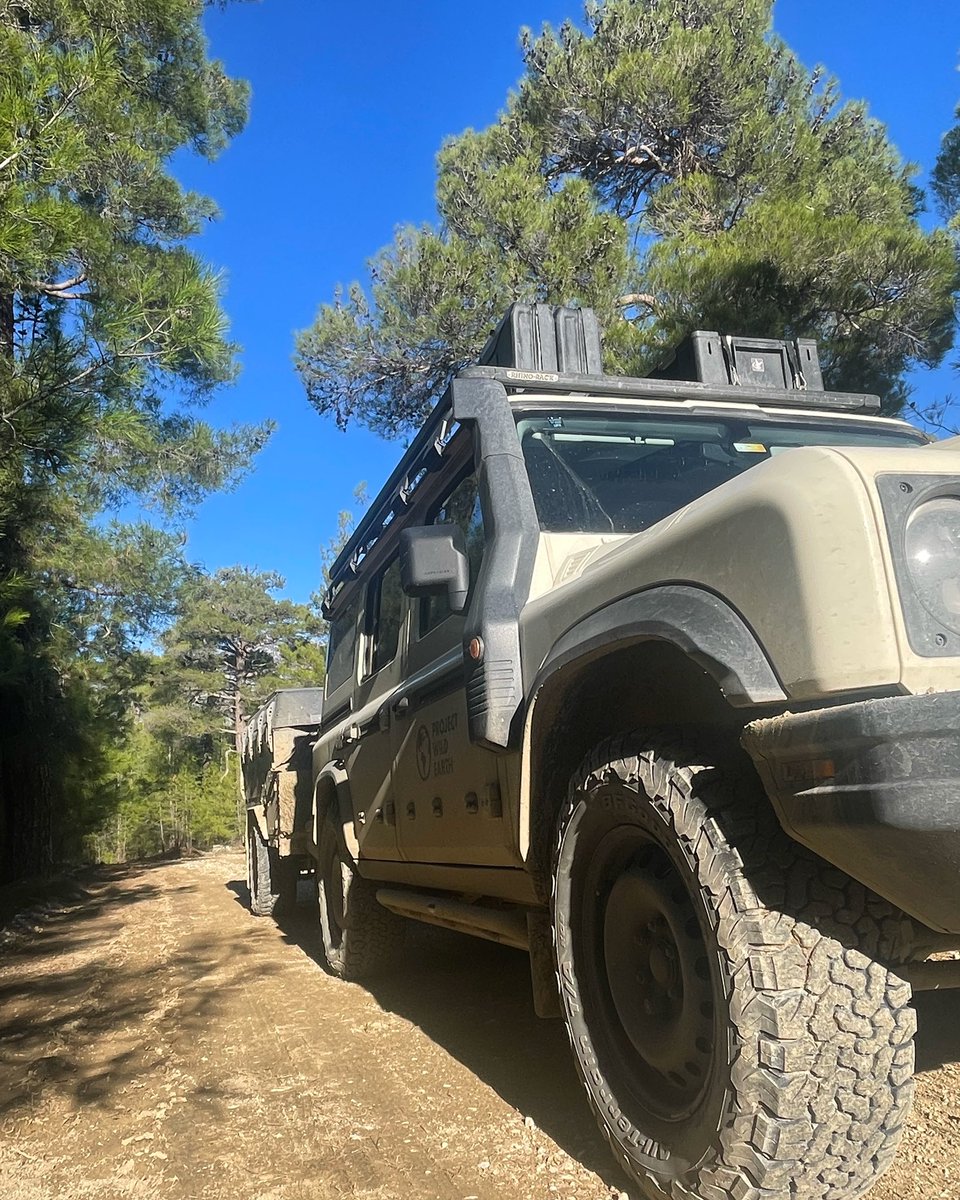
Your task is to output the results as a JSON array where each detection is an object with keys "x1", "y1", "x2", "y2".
[{"x1": 457, "y1": 365, "x2": 881, "y2": 413}]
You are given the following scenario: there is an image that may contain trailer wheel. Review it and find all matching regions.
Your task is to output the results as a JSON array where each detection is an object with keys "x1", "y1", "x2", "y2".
[
  {"x1": 317, "y1": 807, "x2": 404, "y2": 980},
  {"x1": 554, "y1": 732, "x2": 916, "y2": 1200},
  {"x1": 246, "y1": 815, "x2": 282, "y2": 917}
]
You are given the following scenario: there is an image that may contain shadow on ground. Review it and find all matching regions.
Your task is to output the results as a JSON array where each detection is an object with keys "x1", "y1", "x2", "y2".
[
  {"x1": 0, "y1": 860, "x2": 280, "y2": 1118},
  {"x1": 913, "y1": 989, "x2": 960, "y2": 1073},
  {"x1": 246, "y1": 876, "x2": 960, "y2": 1179},
  {"x1": 248, "y1": 882, "x2": 630, "y2": 1191}
]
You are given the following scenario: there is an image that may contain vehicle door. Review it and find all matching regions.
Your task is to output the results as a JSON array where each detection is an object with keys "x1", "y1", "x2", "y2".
[
  {"x1": 391, "y1": 471, "x2": 518, "y2": 866},
  {"x1": 338, "y1": 556, "x2": 407, "y2": 862}
]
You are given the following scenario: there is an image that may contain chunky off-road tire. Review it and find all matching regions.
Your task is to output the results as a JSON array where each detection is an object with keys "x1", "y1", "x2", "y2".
[
  {"x1": 553, "y1": 732, "x2": 917, "y2": 1200},
  {"x1": 246, "y1": 816, "x2": 281, "y2": 917},
  {"x1": 246, "y1": 816, "x2": 297, "y2": 918},
  {"x1": 317, "y1": 807, "x2": 405, "y2": 981}
]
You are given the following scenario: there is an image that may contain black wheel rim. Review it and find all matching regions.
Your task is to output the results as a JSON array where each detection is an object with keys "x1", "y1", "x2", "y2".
[{"x1": 583, "y1": 826, "x2": 716, "y2": 1121}]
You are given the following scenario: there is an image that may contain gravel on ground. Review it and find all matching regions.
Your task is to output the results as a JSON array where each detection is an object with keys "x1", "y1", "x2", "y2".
[{"x1": 0, "y1": 852, "x2": 958, "y2": 1200}]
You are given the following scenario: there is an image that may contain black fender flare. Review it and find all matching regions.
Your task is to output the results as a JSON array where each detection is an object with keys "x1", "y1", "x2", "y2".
[
  {"x1": 313, "y1": 764, "x2": 360, "y2": 860},
  {"x1": 528, "y1": 585, "x2": 787, "y2": 708},
  {"x1": 517, "y1": 585, "x2": 786, "y2": 897}
]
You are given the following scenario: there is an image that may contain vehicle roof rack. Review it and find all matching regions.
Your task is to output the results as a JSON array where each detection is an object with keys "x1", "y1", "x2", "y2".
[
  {"x1": 323, "y1": 304, "x2": 882, "y2": 606},
  {"x1": 323, "y1": 396, "x2": 456, "y2": 614},
  {"x1": 458, "y1": 364, "x2": 877, "y2": 412}
]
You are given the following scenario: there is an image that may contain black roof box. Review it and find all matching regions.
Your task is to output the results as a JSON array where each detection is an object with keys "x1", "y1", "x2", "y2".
[
  {"x1": 650, "y1": 330, "x2": 824, "y2": 391},
  {"x1": 479, "y1": 302, "x2": 602, "y2": 375}
]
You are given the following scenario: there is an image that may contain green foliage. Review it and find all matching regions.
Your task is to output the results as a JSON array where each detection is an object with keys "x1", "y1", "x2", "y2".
[
  {"x1": 158, "y1": 566, "x2": 326, "y2": 752},
  {"x1": 932, "y1": 102, "x2": 960, "y2": 234},
  {"x1": 0, "y1": 0, "x2": 265, "y2": 880},
  {"x1": 0, "y1": 0, "x2": 268, "y2": 519},
  {"x1": 296, "y1": 0, "x2": 958, "y2": 434},
  {"x1": 295, "y1": 126, "x2": 631, "y2": 436},
  {"x1": 89, "y1": 723, "x2": 240, "y2": 862},
  {"x1": 0, "y1": 576, "x2": 128, "y2": 871},
  {"x1": 924, "y1": 87, "x2": 960, "y2": 433},
  {"x1": 83, "y1": 567, "x2": 327, "y2": 864}
]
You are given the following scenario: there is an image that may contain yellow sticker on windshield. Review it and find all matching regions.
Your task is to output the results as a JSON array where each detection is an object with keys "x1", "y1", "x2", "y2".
[{"x1": 733, "y1": 442, "x2": 768, "y2": 453}]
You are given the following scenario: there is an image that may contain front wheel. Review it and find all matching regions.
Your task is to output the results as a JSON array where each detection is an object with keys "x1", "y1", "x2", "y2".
[{"x1": 553, "y1": 733, "x2": 916, "y2": 1200}]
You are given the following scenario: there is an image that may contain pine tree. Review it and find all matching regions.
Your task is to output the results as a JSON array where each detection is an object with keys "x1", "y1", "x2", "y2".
[
  {"x1": 0, "y1": 0, "x2": 268, "y2": 520},
  {"x1": 0, "y1": 0, "x2": 264, "y2": 878},
  {"x1": 159, "y1": 567, "x2": 325, "y2": 755},
  {"x1": 929, "y1": 92, "x2": 960, "y2": 435},
  {"x1": 296, "y1": 0, "x2": 957, "y2": 436}
]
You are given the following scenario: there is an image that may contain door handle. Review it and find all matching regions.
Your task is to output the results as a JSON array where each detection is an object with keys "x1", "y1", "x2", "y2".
[
  {"x1": 335, "y1": 723, "x2": 361, "y2": 750},
  {"x1": 336, "y1": 711, "x2": 382, "y2": 749},
  {"x1": 392, "y1": 696, "x2": 410, "y2": 717}
]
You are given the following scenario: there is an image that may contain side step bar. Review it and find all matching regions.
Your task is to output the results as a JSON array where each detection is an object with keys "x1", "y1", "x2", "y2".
[
  {"x1": 375, "y1": 888, "x2": 528, "y2": 950},
  {"x1": 902, "y1": 959, "x2": 960, "y2": 992}
]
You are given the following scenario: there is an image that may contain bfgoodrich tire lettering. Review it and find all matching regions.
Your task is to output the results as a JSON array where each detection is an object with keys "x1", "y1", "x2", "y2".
[{"x1": 553, "y1": 732, "x2": 916, "y2": 1200}]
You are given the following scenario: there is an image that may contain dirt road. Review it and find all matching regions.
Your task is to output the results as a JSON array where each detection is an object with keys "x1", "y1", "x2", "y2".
[{"x1": 1, "y1": 853, "x2": 959, "y2": 1200}]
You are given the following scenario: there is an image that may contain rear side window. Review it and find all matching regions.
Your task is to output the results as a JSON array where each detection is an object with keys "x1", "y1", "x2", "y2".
[
  {"x1": 326, "y1": 594, "x2": 360, "y2": 692},
  {"x1": 368, "y1": 557, "x2": 404, "y2": 675},
  {"x1": 420, "y1": 473, "x2": 485, "y2": 636}
]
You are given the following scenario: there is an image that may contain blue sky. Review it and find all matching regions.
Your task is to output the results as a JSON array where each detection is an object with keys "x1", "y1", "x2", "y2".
[{"x1": 173, "y1": 0, "x2": 960, "y2": 604}]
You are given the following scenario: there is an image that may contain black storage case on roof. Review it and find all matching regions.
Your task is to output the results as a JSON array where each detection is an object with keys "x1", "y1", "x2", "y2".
[
  {"x1": 651, "y1": 331, "x2": 825, "y2": 392},
  {"x1": 479, "y1": 302, "x2": 602, "y2": 375}
]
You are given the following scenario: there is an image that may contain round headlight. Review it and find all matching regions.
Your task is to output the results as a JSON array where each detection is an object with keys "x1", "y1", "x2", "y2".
[{"x1": 904, "y1": 496, "x2": 960, "y2": 635}]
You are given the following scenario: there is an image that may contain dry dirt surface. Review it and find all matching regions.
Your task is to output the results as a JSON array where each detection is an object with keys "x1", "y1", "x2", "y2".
[{"x1": 1, "y1": 853, "x2": 960, "y2": 1200}]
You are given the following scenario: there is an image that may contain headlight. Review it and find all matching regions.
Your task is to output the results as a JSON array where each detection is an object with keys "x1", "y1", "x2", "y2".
[
  {"x1": 904, "y1": 497, "x2": 960, "y2": 635},
  {"x1": 877, "y1": 474, "x2": 960, "y2": 657}
]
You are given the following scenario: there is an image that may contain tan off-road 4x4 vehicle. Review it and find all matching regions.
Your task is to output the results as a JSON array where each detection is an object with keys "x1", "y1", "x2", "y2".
[{"x1": 261, "y1": 304, "x2": 960, "y2": 1200}]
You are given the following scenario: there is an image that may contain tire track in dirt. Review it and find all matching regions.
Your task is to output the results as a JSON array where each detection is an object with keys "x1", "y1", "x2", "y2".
[{"x1": 0, "y1": 852, "x2": 959, "y2": 1199}]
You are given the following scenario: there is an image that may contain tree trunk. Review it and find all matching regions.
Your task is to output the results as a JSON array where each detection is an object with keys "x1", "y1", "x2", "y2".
[
  {"x1": 0, "y1": 291, "x2": 14, "y2": 364},
  {"x1": 233, "y1": 688, "x2": 243, "y2": 755},
  {"x1": 232, "y1": 649, "x2": 246, "y2": 755}
]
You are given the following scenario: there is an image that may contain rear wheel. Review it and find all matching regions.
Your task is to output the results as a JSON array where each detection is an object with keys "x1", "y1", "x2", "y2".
[
  {"x1": 554, "y1": 732, "x2": 916, "y2": 1200},
  {"x1": 246, "y1": 815, "x2": 281, "y2": 917},
  {"x1": 317, "y1": 807, "x2": 405, "y2": 980}
]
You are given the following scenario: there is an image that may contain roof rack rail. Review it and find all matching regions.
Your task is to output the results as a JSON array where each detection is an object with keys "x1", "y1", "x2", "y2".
[
  {"x1": 458, "y1": 364, "x2": 878, "y2": 413},
  {"x1": 323, "y1": 395, "x2": 456, "y2": 613}
]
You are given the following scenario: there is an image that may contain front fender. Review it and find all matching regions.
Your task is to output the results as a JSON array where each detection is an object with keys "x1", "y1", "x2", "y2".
[
  {"x1": 314, "y1": 763, "x2": 360, "y2": 860},
  {"x1": 528, "y1": 585, "x2": 787, "y2": 707}
]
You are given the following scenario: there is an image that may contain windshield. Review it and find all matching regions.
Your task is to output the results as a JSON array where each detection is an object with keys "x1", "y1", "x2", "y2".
[{"x1": 516, "y1": 410, "x2": 925, "y2": 534}]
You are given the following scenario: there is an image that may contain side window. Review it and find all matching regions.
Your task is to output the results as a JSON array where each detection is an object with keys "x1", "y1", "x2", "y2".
[
  {"x1": 326, "y1": 592, "x2": 361, "y2": 693},
  {"x1": 368, "y1": 557, "x2": 404, "y2": 676},
  {"x1": 420, "y1": 473, "x2": 485, "y2": 637}
]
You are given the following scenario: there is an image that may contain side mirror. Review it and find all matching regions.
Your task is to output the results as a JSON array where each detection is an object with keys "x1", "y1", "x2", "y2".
[{"x1": 399, "y1": 525, "x2": 470, "y2": 614}]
